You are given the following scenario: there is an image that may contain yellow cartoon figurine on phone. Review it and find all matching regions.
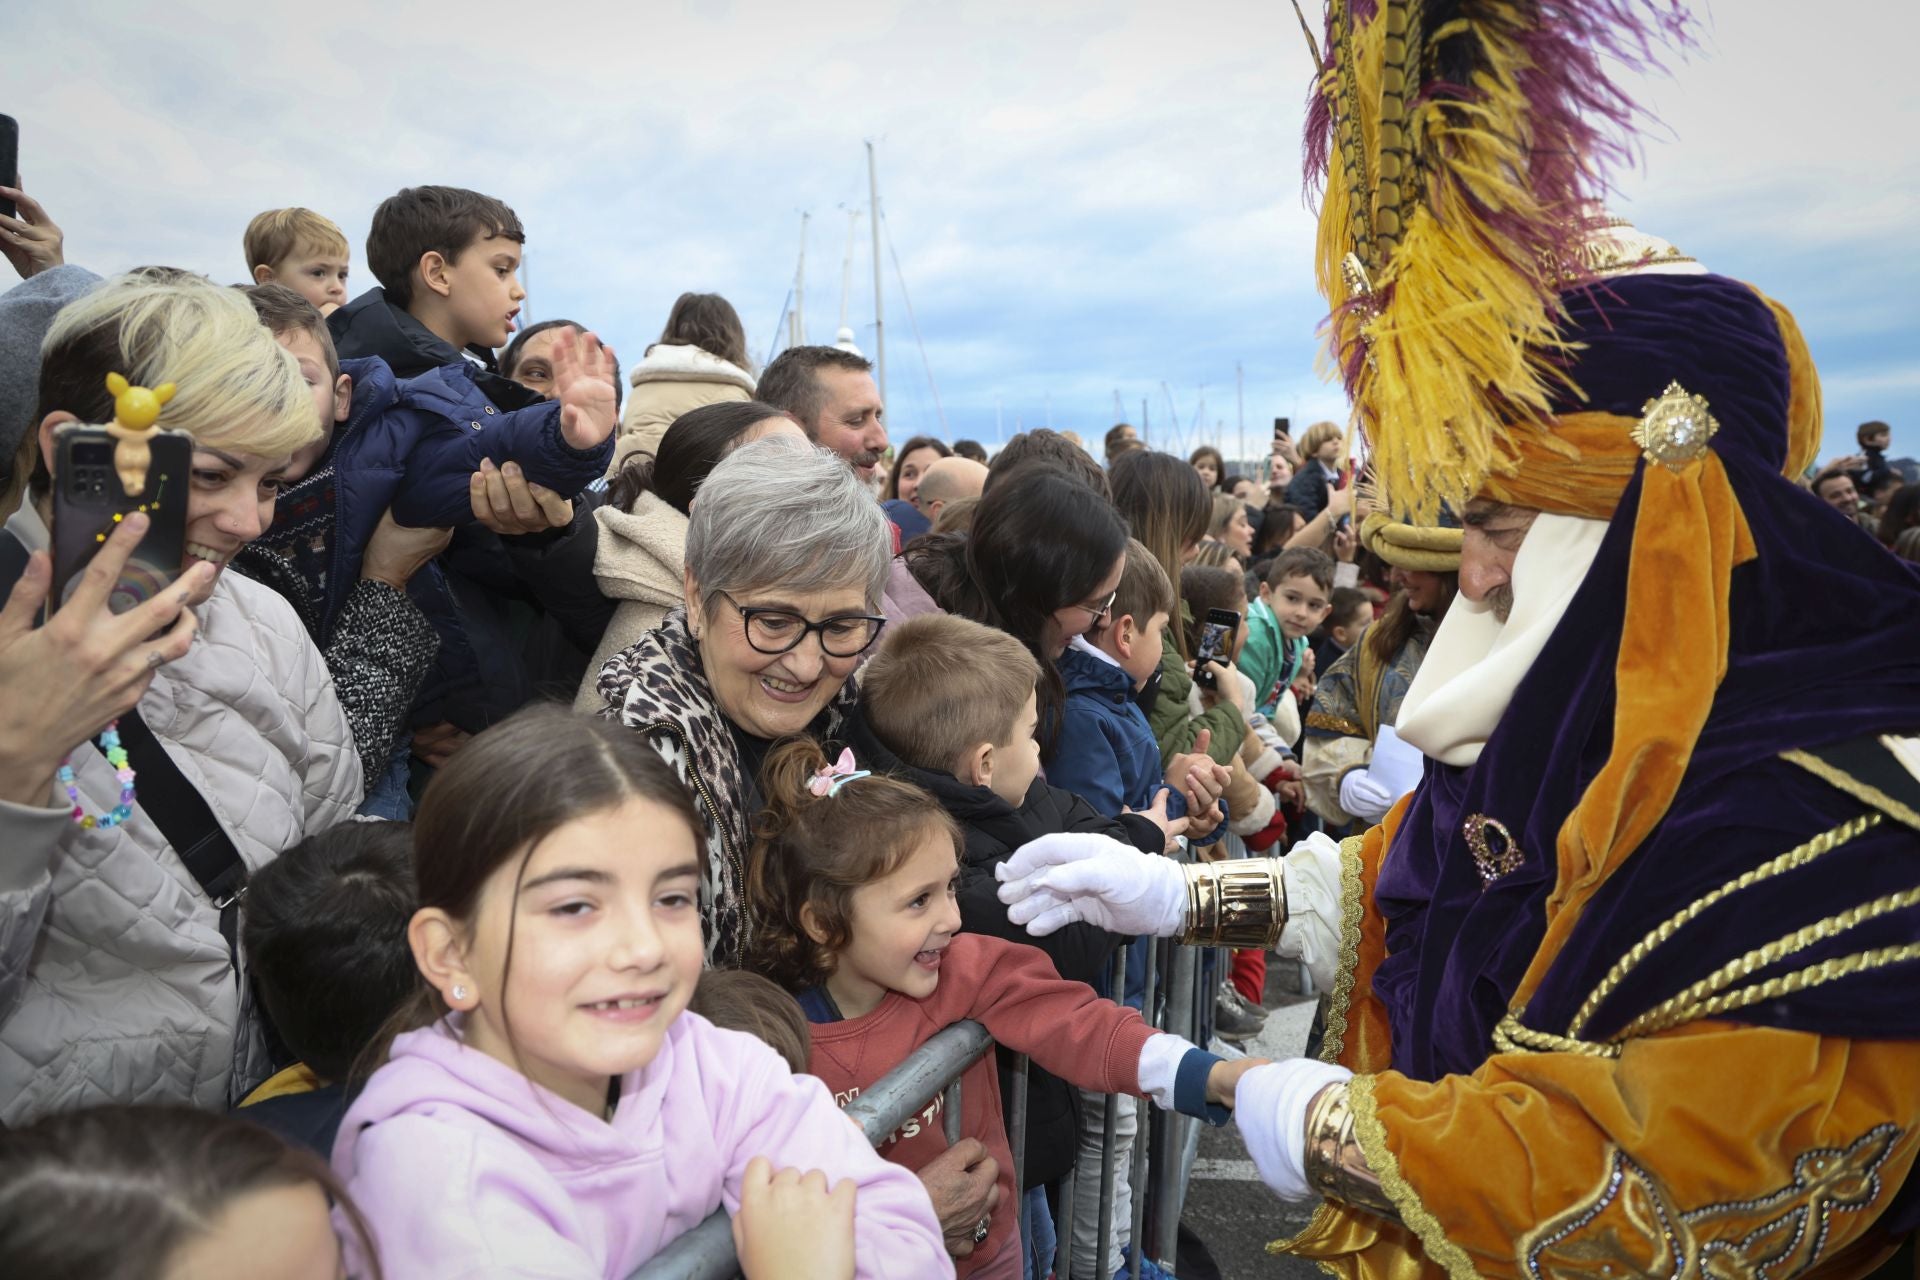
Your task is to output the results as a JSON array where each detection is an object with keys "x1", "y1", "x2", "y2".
[{"x1": 103, "y1": 372, "x2": 176, "y2": 496}]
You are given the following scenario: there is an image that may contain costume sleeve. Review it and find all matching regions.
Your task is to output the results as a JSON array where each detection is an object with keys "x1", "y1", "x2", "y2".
[
  {"x1": 1280, "y1": 1028, "x2": 1920, "y2": 1280},
  {"x1": 718, "y1": 1040, "x2": 951, "y2": 1280}
]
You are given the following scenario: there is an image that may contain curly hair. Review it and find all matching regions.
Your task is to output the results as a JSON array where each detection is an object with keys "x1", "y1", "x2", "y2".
[{"x1": 745, "y1": 738, "x2": 960, "y2": 994}]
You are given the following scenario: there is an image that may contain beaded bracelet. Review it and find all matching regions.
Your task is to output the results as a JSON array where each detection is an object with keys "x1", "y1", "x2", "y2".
[{"x1": 58, "y1": 720, "x2": 138, "y2": 829}]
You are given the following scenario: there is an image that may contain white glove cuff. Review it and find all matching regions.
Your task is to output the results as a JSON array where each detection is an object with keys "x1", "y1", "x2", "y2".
[{"x1": 1237, "y1": 1058, "x2": 1354, "y2": 1201}]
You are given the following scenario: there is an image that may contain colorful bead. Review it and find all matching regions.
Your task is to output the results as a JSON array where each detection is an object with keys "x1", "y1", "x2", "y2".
[{"x1": 59, "y1": 719, "x2": 138, "y2": 829}]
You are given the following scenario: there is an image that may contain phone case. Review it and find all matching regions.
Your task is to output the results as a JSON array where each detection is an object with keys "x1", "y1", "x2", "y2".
[{"x1": 49, "y1": 426, "x2": 192, "y2": 619}]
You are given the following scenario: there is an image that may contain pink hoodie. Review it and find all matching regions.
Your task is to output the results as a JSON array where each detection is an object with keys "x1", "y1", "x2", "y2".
[{"x1": 333, "y1": 1012, "x2": 951, "y2": 1279}]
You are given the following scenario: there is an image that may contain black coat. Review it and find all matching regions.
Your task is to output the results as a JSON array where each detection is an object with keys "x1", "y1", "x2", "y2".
[{"x1": 837, "y1": 710, "x2": 1162, "y2": 1188}]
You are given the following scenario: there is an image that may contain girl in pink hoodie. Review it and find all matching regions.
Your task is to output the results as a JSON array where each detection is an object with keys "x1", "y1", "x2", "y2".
[{"x1": 332, "y1": 706, "x2": 950, "y2": 1279}]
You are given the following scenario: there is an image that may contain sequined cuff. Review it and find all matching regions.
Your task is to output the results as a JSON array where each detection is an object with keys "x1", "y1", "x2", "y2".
[
  {"x1": 1303, "y1": 1082, "x2": 1401, "y2": 1222},
  {"x1": 1180, "y1": 859, "x2": 1287, "y2": 949}
]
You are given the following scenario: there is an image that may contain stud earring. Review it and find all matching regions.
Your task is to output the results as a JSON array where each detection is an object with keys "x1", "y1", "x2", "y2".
[{"x1": 451, "y1": 984, "x2": 468, "y2": 1002}]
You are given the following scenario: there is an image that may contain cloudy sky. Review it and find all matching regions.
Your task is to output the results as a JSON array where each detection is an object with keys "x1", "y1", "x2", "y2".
[{"x1": 8, "y1": 1, "x2": 1917, "y2": 466}]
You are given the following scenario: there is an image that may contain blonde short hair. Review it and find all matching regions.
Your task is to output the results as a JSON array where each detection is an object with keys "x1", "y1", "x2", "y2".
[
  {"x1": 243, "y1": 207, "x2": 349, "y2": 271},
  {"x1": 1299, "y1": 420, "x2": 1343, "y2": 461},
  {"x1": 861, "y1": 614, "x2": 1041, "y2": 773},
  {"x1": 38, "y1": 270, "x2": 320, "y2": 465}
]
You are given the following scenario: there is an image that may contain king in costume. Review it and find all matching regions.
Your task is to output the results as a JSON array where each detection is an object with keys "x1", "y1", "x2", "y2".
[{"x1": 996, "y1": 2, "x2": 1920, "y2": 1275}]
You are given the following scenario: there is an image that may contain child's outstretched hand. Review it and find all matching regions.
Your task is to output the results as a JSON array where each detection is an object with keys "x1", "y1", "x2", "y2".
[
  {"x1": 550, "y1": 327, "x2": 619, "y2": 451},
  {"x1": 1207, "y1": 1056, "x2": 1272, "y2": 1108},
  {"x1": 732, "y1": 1156, "x2": 856, "y2": 1280},
  {"x1": 1124, "y1": 786, "x2": 1188, "y2": 853}
]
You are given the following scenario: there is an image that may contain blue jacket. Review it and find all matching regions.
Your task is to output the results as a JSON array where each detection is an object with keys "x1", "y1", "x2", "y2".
[
  {"x1": 1053, "y1": 644, "x2": 1216, "y2": 841},
  {"x1": 262, "y1": 356, "x2": 611, "y2": 639}
]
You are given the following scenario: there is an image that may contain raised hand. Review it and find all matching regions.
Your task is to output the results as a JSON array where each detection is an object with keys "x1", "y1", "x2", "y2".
[
  {"x1": 548, "y1": 327, "x2": 619, "y2": 451},
  {"x1": 0, "y1": 180, "x2": 65, "y2": 279}
]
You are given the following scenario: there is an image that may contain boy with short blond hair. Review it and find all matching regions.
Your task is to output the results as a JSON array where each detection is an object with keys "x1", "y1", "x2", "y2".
[{"x1": 244, "y1": 207, "x2": 352, "y2": 315}]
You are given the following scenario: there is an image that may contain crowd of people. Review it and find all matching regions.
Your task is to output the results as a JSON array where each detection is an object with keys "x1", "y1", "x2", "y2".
[{"x1": 0, "y1": 126, "x2": 1916, "y2": 1277}]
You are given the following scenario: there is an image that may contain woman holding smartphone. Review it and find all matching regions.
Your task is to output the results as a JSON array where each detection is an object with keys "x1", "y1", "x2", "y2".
[{"x1": 0, "y1": 271, "x2": 361, "y2": 1126}]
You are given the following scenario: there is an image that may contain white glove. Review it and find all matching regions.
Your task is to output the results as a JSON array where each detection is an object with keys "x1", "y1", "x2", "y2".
[
  {"x1": 994, "y1": 832, "x2": 1187, "y2": 938},
  {"x1": 1367, "y1": 724, "x2": 1424, "y2": 798},
  {"x1": 1235, "y1": 1058, "x2": 1354, "y2": 1201},
  {"x1": 1338, "y1": 769, "x2": 1397, "y2": 825}
]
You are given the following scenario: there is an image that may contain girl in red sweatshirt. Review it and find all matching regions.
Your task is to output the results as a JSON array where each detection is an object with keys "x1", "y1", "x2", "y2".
[{"x1": 746, "y1": 738, "x2": 1262, "y2": 1279}]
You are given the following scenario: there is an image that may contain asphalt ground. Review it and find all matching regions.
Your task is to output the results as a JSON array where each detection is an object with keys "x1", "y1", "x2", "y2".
[{"x1": 1173, "y1": 962, "x2": 1327, "y2": 1280}]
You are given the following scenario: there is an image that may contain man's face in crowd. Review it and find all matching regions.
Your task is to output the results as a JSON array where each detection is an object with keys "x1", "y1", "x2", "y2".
[
  {"x1": 811, "y1": 366, "x2": 888, "y2": 483},
  {"x1": 1817, "y1": 474, "x2": 1860, "y2": 514},
  {"x1": 1460, "y1": 499, "x2": 1539, "y2": 624}
]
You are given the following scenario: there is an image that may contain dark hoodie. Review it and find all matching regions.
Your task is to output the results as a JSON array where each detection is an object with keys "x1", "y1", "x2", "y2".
[{"x1": 837, "y1": 706, "x2": 1164, "y2": 1188}]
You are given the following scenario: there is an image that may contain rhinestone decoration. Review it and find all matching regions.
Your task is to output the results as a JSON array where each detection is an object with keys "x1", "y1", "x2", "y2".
[
  {"x1": 1632, "y1": 381, "x2": 1721, "y2": 471},
  {"x1": 1463, "y1": 814, "x2": 1525, "y2": 886}
]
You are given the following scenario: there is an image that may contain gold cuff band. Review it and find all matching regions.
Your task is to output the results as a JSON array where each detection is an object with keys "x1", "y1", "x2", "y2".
[
  {"x1": 1180, "y1": 859, "x2": 1287, "y2": 949},
  {"x1": 1303, "y1": 1082, "x2": 1400, "y2": 1222}
]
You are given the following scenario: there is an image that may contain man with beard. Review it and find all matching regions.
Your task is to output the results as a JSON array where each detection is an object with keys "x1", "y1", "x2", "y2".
[
  {"x1": 756, "y1": 345, "x2": 889, "y2": 485},
  {"x1": 992, "y1": 2, "x2": 1920, "y2": 1276},
  {"x1": 1301, "y1": 513, "x2": 1458, "y2": 832}
]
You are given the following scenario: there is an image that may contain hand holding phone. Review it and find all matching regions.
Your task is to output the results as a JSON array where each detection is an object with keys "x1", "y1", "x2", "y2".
[
  {"x1": 48, "y1": 424, "x2": 192, "y2": 620},
  {"x1": 0, "y1": 114, "x2": 16, "y2": 220},
  {"x1": 1191, "y1": 607, "x2": 1242, "y2": 690}
]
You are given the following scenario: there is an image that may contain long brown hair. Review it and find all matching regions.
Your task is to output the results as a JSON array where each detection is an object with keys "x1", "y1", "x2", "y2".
[
  {"x1": 657, "y1": 291, "x2": 750, "y2": 372},
  {"x1": 745, "y1": 738, "x2": 960, "y2": 994},
  {"x1": 362, "y1": 705, "x2": 703, "y2": 1076},
  {"x1": 1110, "y1": 449, "x2": 1212, "y2": 659},
  {"x1": 1367, "y1": 572, "x2": 1458, "y2": 666},
  {"x1": 0, "y1": 1104, "x2": 382, "y2": 1280},
  {"x1": 883, "y1": 435, "x2": 953, "y2": 501}
]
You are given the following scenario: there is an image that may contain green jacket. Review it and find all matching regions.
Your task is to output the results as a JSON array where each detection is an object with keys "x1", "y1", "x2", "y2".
[
  {"x1": 1147, "y1": 644, "x2": 1245, "y2": 768},
  {"x1": 1239, "y1": 597, "x2": 1306, "y2": 720}
]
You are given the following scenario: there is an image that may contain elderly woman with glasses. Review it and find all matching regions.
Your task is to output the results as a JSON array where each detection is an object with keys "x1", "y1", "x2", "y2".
[{"x1": 595, "y1": 437, "x2": 893, "y2": 969}]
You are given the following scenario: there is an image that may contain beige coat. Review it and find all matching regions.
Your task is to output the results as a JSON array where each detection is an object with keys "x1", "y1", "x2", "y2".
[
  {"x1": 574, "y1": 490, "x2": 690, "y2": 710},
  {"x1": 613, "y1": 344, "x2": 757, "y2": 472}
]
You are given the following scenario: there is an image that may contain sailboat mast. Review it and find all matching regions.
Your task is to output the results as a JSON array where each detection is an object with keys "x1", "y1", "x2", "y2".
[
  {"x1": 791, "y1": 212, "x2": 809, "y2": 348},
  {"x1": 867, "y1": 141, "x2": 886, "y2": 406}
]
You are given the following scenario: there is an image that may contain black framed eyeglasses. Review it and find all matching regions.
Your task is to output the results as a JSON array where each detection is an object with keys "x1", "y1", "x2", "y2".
[{"x1": 718, "y1": 591, "x2": 888, "y2": 658}]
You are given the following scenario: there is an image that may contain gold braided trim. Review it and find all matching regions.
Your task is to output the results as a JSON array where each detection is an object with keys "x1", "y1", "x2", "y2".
[
  {"x1": 1264, "y1": 1202, "x2": 1351, "y2": 1276},
  {"x1": 1491, "y1": 1009, "x2": 1620, "y2": 1059},
  {"x1": 1781, "y1": 748, "x2": 1920, "y2": 833},
  {"x1": 1349, "y1": 1074, "x2": 1482, "y2": 1280},
  {"x1": 1320, "y1": 835, "x2": 1369, "y2": 1065},
  {"x1": 1616, "y1": 890, "x2": 1920, "y2": 1040},
  {"x1": 1567, "y1": 814, "x2": 1883, "y2": 1038},
  {"x1": 1307, "y1": 710, "x2": 1370, "y2": 738}
]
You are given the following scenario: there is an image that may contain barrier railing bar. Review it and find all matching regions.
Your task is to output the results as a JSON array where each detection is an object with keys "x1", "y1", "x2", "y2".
[
  {"x1": 1127, "y1": 935, "x2": 1159, "y2": 1280},
  {"x1": 1009, "y1": 1050, "x2": 1030, "y2": 1268},
  {"x1": 1150, "y1": 937, "x2": 1198, "y2": 1270},
  {"x1": 1093, "y1": 947, "x2": 1127, "y2": 1276},
  {"x1": 633, "y1": 1020, "x2": 997, "y2": 1280}
]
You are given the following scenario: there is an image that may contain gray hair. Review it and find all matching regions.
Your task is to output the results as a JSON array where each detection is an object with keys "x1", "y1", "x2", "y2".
[{"x1": 686, "y1": 437, "x2": 893, "y2": 611}]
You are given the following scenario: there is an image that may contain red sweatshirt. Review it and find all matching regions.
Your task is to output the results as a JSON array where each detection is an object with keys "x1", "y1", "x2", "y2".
[{"x1": 805, "y1": 933, "x2": 1157, "y2": 1279}]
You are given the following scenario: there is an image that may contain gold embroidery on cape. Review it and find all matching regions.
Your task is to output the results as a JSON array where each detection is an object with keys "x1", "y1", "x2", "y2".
[
  {"x1": 1350, "y1": 1074, "x2": 1481, "y2": 1280},
  {"x1": 1308, "y1": 710, "x2": 1371, "y2": 738},
  {"x1": 1779, "y1": 748, "x2": 1920, "y2": 834},
  {"x1": 1492, "y1": 1008, "x2": 1620, "y2": 1059},
  {"x1": 1320, "y1": 835, "x2": 1369, "y2": 1065},
  {"x1": 1567, "y1": 815, "x2": 1882, "y2": 1039},
  {"x1": 1520, "y1": 1125, "x2": 1903, "y2": 1280}
]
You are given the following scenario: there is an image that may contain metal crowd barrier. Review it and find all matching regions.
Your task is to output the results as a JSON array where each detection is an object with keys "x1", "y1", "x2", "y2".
[
  {"x1": 637, "y1": 839, "x2": 1237, "y2": 1280},
  {"x1": 632, "y1": 1021, "x2": 1026, "y2": 1280}
]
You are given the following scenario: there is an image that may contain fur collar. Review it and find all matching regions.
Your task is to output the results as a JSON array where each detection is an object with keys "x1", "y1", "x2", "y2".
[{"x1": 627, "y1": 343, "x2": 756, "y2": 392}]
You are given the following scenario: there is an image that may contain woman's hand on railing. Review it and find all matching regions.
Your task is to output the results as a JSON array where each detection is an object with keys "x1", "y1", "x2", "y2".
[
  {"x1": 916, "y1": 1137, "x2": 1000, "y2": 1258},
  {"x1": 731, "y1": 1157, "x2": 856, "y2": 1280},
  {"x1": 995, "y1": 832, "x2": 1187, "y2": 938}
]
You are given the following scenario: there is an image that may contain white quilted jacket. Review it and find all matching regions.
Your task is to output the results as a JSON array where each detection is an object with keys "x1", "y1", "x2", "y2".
[{"x1": 0, "y1": 506, "x2": 363, "y2": 1124}]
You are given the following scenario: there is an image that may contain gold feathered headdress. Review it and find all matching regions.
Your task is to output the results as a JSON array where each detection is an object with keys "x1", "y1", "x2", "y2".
[{"x1": 1301, "y1": 0, "x2": 1692, "y2": 522}]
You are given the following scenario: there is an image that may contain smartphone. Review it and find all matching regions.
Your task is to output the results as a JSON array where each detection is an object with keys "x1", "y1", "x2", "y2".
[
  {"x1": 1191, "y1": 606, "x2": 1242, "y2": 690},
  {"x1": 0, "y1": 114, "x2": 17, "y2": 219},
  {"x1": 48, "y1": 425, "x2": 192, "y2": 621},
  {"x1": 1272, "y1": 416, "x2": 1290, "y2": 442}
]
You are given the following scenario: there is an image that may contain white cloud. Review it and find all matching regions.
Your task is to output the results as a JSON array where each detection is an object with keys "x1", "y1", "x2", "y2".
[{"x1": 5, "y1": 0, "x2": 1915, "y2": 465}]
